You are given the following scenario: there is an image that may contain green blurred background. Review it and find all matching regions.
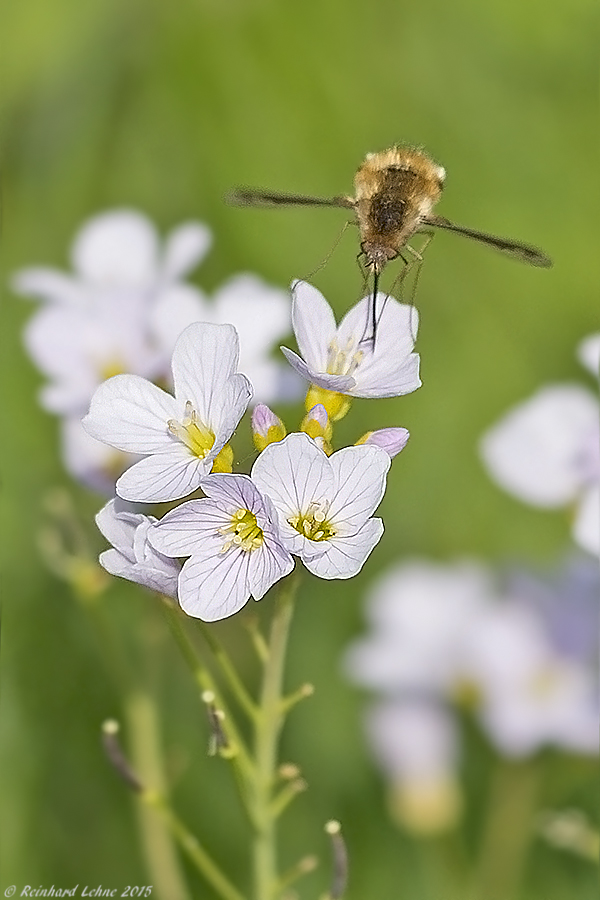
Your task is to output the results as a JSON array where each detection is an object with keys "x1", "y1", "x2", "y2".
[{"x1": 1, "y1": 0, "x2": 597, "y2": 898}]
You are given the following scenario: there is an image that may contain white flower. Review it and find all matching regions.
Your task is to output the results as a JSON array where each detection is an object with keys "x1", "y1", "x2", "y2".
[
  {"x1": 14, "y1": 210, "x2": 211, "y2": 415},
  {"x1": 251, "y1": 432, "x2": 390, "y2": 579},
  {"x1": 150, "y1": 273, "x2": 299, "y2": 403},
  {"x1": 96, "y1": 499, "x2": 181, "y2": 598},
  {"x1": 577, "y1": 333, "x2": 600, "y2": 377},
  {"x1": 83, "y1": 322, "x2": 252, "y2": 503},
  {"x1": 148, "y1": 474, "x2": 294, "y2": 621},
  {"x1": 346, "y1": 559, "x2": 599, "y2": 758},
  {"x1": 365, "y1": 700, "x2": 462, "y2": 834},
  {"x1": 280, "y1": 281, "x2": 421, "y2": 398},
  {"x1": 480, "y1": 384, "x2": 599, "y2": 556},
  {"x1": 14, "y1": 209, "x2": 211, "y2": 303}
]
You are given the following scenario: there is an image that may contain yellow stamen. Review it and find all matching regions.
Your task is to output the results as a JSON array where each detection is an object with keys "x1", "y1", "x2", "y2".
[
  {"x1": 219, "y1": 509, "x2": 264, "y2": 553},
  {"x1": 167, "y1": 400, "x2": 215, "y2": 458},
  {"x1": 288, "y1": 501, "x2": 336, "y2": 542}
]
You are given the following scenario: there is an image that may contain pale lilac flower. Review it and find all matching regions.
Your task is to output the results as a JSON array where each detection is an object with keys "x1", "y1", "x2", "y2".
[
  {"x1": 83, "y1": 323, "x2": 252, "y2": 503},
  {"x1": 150, "y1": 273, "x2": 298, "y2": 403},
  {"x1": 96, "y1": 499, "x2": 181, "y2": 598},
  {"x1": 14, "y1": 209, "x2": 211, "y2": 303},
  {"x1": 14, "y1": 210, "x2": 211, "y2": 415},
  {"x1": 366, "y1": 700, "x2": 462, "y2": 834},
  {"x1": 346, "y1": 559, "x2": 599, "y2": 758},
  {"x1": 148, "y1": 474, "x2": 294, "y2": 621},
  {"x1": 251, "y1": 432, "x2": 390, "y2": 579},
  {"x1": 480, "y1": 385, "x2": 599, "y2": 556},
  {"x1": 280, "y1": 281, "x2": 421, "y2": 398}
]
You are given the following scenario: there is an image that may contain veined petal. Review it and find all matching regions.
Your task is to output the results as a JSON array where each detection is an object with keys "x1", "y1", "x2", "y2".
[
  {"x1": 162, "y1": 222, "x2": 212, "y2": 280},
  {"x1": 178, "y1": 541, "x2": 253, "y2": 621},
  {"x1": 72, "y1": 210, "x2": 159, "y2": 286},
  {"x1": 291, "y1": 281, "x2": 337, "y2": 371},
  {"x1": 252, "y1": 432, "x2": 334, "y2": 520},
  {"x1": 338, "y1": 296, "x2": 418, "y2": 361},
  {"x1": 116, "y1": 450, "x2": 207, "y2": 502},
  {"x1": 149, "y1": 499, "x2": 232, "y2": 557},
  {"x1": 83, "y1": 374, "x2": 179, "y2": 452},
  {"x1": 280, "y1": 347, "x2": 356, "y2": 392},
  {"x1": 201, "y1": 474, "x2": 262, "y2": 515},
  {"x1": 328, "y1": 446, "x2": 391, "y2": 531},
  {"x1": 353, "y1": 352, "x2": 421, "y2": 398},
  {"x1": 171, "y1": 322, "x2": 240, "y2": 419},
  {"x1": 96, "y1": 500, "x2": 140, "y2": 561},
  {"x1": 204, "y1": 372, "x2": 253, "y2": 454},
  {"x1": 248, "y1": 541, "x2": 294, "y2": 599},
  {"x1": 304, "y1": 518, "x2": 384, "y2": 579}
]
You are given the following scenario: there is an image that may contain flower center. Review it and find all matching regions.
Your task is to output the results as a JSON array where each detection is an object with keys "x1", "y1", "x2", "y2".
[
  {"x1": 326, "y1": 336, "x2": 364, "y2": 378},
  {"x1": 288, "y1": 500, "x2": 336, "y2": 542},
  {"x1": 167, "y1": 400, "x2": 215, "y2": 458},
  {"x1": 219, "y1": 509, "x2": 264, "y2": 553}
]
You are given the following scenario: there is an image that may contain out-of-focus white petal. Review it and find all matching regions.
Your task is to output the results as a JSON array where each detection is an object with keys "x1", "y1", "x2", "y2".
[
  {"x1": 162, "y1": 222, "x2": 212, "y2": 280},
  {"x1": 214, "y1": 274, "x2": 291, "y2": 353},
  {"x1": 12, "y1": 268, "x2": 84, "y2": 305},
  {"x1": 83, "y1": 374, "x2": 179, "y2": 452},
  {"x1": 573, "y1": 484, "x2": 600, "y2": 557},
  {"x1": 61, "y1": 417, "x2": 131, "y2": 495},
  {"x1": 116, "y1": 451, "x2": 205, "y2": 503},
  {"x1": 71, "y1": 210, "x2": 159, "y2": 286},
  {"x1": 327, "y1": 446, "x2": 390, "y2": 532},
  {"x1": 366, "y1": 700, "x2": 459, "y2": 780},
  {"x1": 304, "y1": 518, "x2": 384, "y2": 579},
  {"x1": 149, "y1": 283, "x2": 210, "y2": 355},
  {"x1": 291, "y1": 280, "x2": 337, "y2": 371},
  {"x1": 480, "y1": 385, "x2": 599, "y2": 506},
  {"x1": 577, "y1": 333, "x2": 600, "y2": 377}
]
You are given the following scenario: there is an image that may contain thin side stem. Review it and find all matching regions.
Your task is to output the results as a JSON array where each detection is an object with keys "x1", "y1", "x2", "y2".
[
  {"x1": 144, "y1": 790, "x2": 246, "y2": 900},
  {"x1": 471, "y1": 759, "x2": 540, "y2": 900},
  {"x1": 197, "y1": 620, "x2": 258, "y2": 720},
  {"x1": 252, "y1": 568, "x2": 302, "y2": 900}
]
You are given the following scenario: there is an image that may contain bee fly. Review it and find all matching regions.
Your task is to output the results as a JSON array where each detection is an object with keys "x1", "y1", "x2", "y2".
[{"x1": 228, "y1": 146, "x2": 552, "y2": 344}]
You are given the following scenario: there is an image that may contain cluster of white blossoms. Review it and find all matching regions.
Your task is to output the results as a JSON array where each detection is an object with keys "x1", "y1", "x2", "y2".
[
  {"x1": 345, "y1": 557, "x2": 599, "y2": 833},
  {"x1": 480, "y1": 333, "x2": 600, "y2": 557},
  {"x1": 76, "y1": 275, "x2": 420, "y2": 620},
  {"x1": 14, "y1": 210, "x2": 298, "y2": 492}
]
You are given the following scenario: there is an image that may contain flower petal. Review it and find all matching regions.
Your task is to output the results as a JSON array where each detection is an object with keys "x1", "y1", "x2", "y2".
[
  {"x1": 171, "y1": 322, "x2": 242, "y2": 420},
  {"x1": 573, "y1": 484, "x2": 600, "y2": 557},
  {"x1": 328, "y1": 445, "x2": 391, "y2": 531},
  {"x1": 149, "y1": 499, "x2": 231, "y2": 556},
  {"x1": 115, "y1": 450, "x2": 206, "y2": 503},
  {"x1": 71, "y1": 210, "x2": 159, "y2": 286},
  {"x1": 252, "y1": 433, "x2": 334, "y2": 520},
  {"x1": 178, "y1": 540, "x2": 253, "y2": 621},
  {"x1": 162, "y1": 222, "x2": 212, "y2": 280},
  {"x1": 248, "y1": 540, "x2": 294, "y2": 600},
  {"x1": 12, "y1": 268, "x2": 84, "y2": 305},
  {"x1": 291, "y1": 280, "x2": 337, "y2": 371},
  {"x1": 480, "y1": 385, "x2": 599, "y2": 506},
  {"x1": 304, "y1": 518, "x2": 384, "y2": 579},
  {"x1": 83, "y1": 374, "x2": 179, "y2": 452},
  {"x1": 279, "y1": 347, "x2": 356, "y2": 392}
]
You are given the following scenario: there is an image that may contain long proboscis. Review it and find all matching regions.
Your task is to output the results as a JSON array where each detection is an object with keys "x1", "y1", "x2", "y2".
[
  {"x1": 422, "y1": 215, "x2": 552, "y2": 268},
  {"x1": 226, "y1": 188, "x2": 355, "y2": 210}
]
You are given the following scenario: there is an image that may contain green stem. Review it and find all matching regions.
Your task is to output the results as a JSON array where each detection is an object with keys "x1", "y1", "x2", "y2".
[
  {"x1": 471, "y1": 759, "x2": 539, "y2": 900},
  {"x1": 252, "y1": 568, "x2": 301, "y2": 900},
  {"x1": 197, "y1": 621, "x2": 258, "y2": 720},
  {"x1": 144, "y1": 790, "x2": 246, "y2": 900},
  {"x1": 125, "y1": 690, "x2": 192, "y2": 900}
]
